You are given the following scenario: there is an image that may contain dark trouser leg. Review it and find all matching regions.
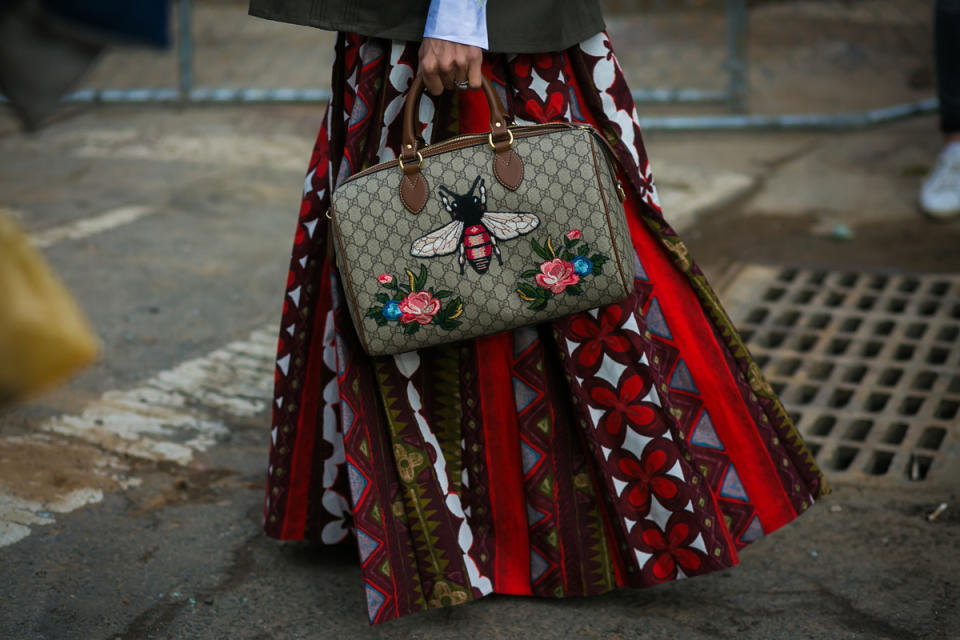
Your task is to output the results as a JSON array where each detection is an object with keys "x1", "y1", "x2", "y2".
[{"x1": 937, "y1": 0, "x2": 960, "y2": 134}]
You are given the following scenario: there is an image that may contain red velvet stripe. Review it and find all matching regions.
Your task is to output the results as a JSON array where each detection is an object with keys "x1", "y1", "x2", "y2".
[
  {"x1": 623, "y1": 202, "x2": 798, "y2": 533},
  {"x1": 281, "y1": 260, "x2": 332, "y2": 539},
  {"x1": 476, "y1": 333, "x2": 533, "y2": 595},
  {"x1": 458, "y1": 81, "x2": 494, "y2": 135},
  {"x1": 459, "y1": 86, "x2": 532, "y2": 595}
]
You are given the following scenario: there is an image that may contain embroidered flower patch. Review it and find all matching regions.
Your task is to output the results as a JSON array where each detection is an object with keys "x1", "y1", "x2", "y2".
[
  {"x1": 366, "y1": 264, "x2": 464, "y2": 335},
  {"x1": 516, "y1": 230, "x2": 610, "y2": 311}
]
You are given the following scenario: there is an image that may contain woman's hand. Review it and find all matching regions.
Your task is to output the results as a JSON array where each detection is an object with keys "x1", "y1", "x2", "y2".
[{"x1": 418, "y1": 37, "x2": 483, "y2": 96}]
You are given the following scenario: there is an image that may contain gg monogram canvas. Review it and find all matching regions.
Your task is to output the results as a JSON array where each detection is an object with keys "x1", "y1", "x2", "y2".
[{"x1": 330, "y1": 125, "x2": 634, "y2": 356}]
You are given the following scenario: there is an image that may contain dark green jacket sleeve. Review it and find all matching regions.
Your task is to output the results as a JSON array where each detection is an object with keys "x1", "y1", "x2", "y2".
[{"x1": 247, "y1": 0, "x2": 605, "y2": 53}]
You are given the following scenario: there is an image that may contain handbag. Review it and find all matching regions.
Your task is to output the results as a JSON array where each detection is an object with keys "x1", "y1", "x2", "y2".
[{"x1": 329, "y1": 76, "x2": 634, "y2": 356}]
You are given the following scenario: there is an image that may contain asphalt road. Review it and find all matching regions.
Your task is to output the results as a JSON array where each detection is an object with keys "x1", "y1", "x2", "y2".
[{"x1": 1, "y1": 104, "x2": 958, "y2": 640}]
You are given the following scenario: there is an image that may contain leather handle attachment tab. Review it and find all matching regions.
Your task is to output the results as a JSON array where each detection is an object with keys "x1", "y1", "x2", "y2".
[{"x1": 399, "y1": 75, "x2": 524, "y2": 213}]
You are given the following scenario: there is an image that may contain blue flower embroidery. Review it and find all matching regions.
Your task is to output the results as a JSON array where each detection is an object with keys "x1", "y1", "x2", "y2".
[
  {"x1": 382, "y1": 300, "x2": 402, "y2": 321},
  {"x1": 368, "y1": 265, "x2": 464, "y2": 335},
  {"x1": 573, "y1": 255, "x2": 594, "y2": 276},
  {"x1": 516, "y1": 231, "x2": 610, "y2": 311}
]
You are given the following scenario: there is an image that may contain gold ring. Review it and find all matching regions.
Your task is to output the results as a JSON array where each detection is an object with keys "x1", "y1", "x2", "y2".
[
  {"x1": 397, "y1": 151, "x2": 424, "y2": 171},
  {"x1": 487, "y1": 128, "x2": 514, "y2": 150}
]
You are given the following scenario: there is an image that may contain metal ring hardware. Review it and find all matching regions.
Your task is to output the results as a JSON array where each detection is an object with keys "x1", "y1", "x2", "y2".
[
  {"x1": 397, "y1": 151, "x2": 424, "y2": 172},
  {"x1": 487, "y1": 128, "x2": 514, "y2": 150}
]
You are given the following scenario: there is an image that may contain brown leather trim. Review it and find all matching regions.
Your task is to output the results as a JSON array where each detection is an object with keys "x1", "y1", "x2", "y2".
[
  {"x1": 592, "y1": 130, "x2": 626, "y2": 198},
  {"x1": 588, "y1": 134, "x2": 632, "y2": 297},
  {"x1": 340, "y1": 121, "x2": 578, "y2": 185},
  {"x1": 493, "y1": 148, "x2": 524, "y2": 191},
  {"x1": 592, "y1": 128, "x2": 623, "y2": 175},
  {"x1": 328, "y1": 203, "x2": 373, "y2": 354},
  {"x1": 399, "y1": 171, "x2": 428, "y2": 214},
  {"x1": 402, "y1": 75, "x2": 510, "y2": 155}
]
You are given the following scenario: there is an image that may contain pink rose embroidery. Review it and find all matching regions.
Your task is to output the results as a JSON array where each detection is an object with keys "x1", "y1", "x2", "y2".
[
  {"x1": 565, "y1": 229, "x2": 581, "y2": 241},
  {"x1": 377, "y1": 273, "x2": 393, "y2": 284},
  {"x1": 535, "y1": 258, "x2": 580, "y2": 294},
  {"x1": 399, "y1": 290, "x2": 442, "y2": 325}
]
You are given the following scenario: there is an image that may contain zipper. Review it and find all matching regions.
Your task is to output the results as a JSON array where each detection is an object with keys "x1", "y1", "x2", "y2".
[
  {"x1": 339, "y1": 121, "x2": 580, "y2": 185},
  {"x1": 337, "y1": 121, "x2": 626, "y2": 201}
]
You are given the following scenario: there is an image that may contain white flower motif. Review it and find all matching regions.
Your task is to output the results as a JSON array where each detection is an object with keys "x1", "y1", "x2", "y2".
[{"x1": 320, "y1": 490, "x2": 351, "y2": 543}]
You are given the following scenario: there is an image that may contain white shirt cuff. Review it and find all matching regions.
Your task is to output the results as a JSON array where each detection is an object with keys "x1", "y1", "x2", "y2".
[{"x1": 423, "y1": 0, "x2": 488, "y2": 50}]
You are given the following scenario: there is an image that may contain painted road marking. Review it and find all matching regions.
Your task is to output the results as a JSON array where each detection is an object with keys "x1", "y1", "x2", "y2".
[
  {"x1": 0, "y1": 324, "x2": 277, "y2": 548},
  {"x1": 31, "y1": 205, "x2": 156, "y2": 248},
  {"x1": 0, "y1": 488, "x2": 105, "y2": 548},
  {"x1": 66, "y1": 129, "x2": 309, "y2": 171},
  {"x1": 43, "y1": 325, "x2": 275, "y2": 463}
]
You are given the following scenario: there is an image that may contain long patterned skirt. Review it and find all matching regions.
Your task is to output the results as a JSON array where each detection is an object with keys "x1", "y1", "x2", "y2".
[{"x1": 263, "y1": 31, "x2": 829, "y2": 624}]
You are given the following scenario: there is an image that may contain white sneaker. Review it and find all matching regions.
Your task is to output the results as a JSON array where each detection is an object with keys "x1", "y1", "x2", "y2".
[{"x1": 920, "y1": 142, "x2": 960, "y2": 220}]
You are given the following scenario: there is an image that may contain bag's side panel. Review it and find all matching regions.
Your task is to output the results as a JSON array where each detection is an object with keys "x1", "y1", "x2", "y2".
[
  {"x1": 589, "y1": 133, "x2": 636, "y2": 297},
  {"x1": 328, "y1": 209, "x2": 373, "y2": 353}
]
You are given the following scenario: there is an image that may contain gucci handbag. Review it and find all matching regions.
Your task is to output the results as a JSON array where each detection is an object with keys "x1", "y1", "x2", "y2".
[{"x1": 329, "y1": 76, "x2": 634, "y2": 356}]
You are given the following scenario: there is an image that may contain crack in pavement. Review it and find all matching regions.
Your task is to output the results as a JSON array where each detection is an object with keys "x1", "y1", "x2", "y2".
[
  {"x1": 116, "y1": 531, "x2": 261, "y2": 640},
  {"x1": 813, "y1": 580, "x2": 922, "y2": 640}
]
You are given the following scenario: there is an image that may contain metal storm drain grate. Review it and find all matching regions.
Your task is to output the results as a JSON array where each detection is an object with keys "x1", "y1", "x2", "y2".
[{"x1": 722, "y1": 265, "x2": 960, "y2": 485}]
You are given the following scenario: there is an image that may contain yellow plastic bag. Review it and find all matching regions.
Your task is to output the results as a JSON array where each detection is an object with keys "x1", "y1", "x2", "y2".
[{"x1": 0, "y1": 211, "x2": 98, "y2": 405}]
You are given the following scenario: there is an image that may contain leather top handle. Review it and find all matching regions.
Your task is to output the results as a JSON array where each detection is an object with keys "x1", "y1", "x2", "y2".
[
  {"x1": 397, "y1": 74, "x2": 524, "y2": 214},
  {"x1": 400, "y1": 74, "x2": 512, "y2": 165}
]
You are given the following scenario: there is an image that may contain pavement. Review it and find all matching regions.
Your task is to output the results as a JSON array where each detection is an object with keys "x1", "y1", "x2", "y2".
[
  {"x1": 1, "y1": 3, "x2": 959, "y2": 639},
  {"x1": 2, "y1": 99, "x2": 959, "y2": 640}
]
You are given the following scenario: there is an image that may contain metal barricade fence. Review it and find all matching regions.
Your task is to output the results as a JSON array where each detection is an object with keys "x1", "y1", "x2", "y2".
[{"x1": 2, "y1": 0, "x2": 941, "y2": 130}]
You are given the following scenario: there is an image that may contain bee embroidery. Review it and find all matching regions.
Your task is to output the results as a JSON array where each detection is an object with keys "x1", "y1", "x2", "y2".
[{"x1": 410, "y1": 176, "x2": 540, "y2": 275}]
